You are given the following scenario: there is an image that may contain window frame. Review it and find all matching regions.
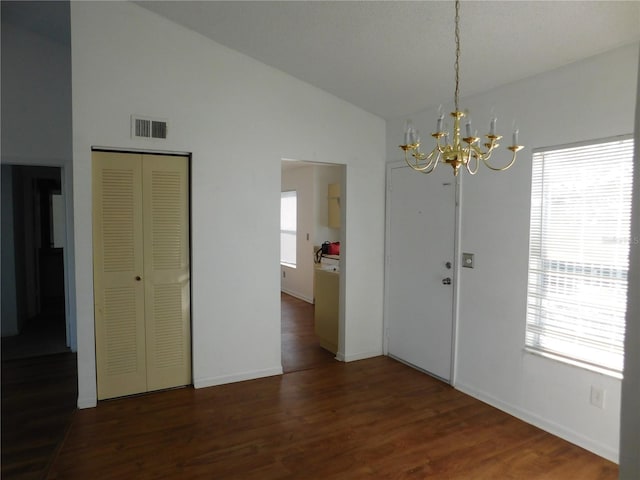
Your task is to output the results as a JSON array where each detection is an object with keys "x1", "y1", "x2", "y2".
[
  {"x1": 280, "y1": 190, "x2": 297, "y2": 268},
  {"x1": 525, "y1": 135, "x2": 634, "y2": 378}
]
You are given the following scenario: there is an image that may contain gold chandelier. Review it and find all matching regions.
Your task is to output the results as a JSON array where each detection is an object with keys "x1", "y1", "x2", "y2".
[{"x1": 400, "y1": 0, "x2": 523, "y2": 176}]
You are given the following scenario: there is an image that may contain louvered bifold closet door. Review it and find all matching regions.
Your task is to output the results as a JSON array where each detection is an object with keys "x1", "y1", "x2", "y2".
[
  {"x1": 142, "y1": 155, "x2": 191, "y2": 391},
  {"x1": 93, "y1": 152, "x2": 147, "y2": 400}
]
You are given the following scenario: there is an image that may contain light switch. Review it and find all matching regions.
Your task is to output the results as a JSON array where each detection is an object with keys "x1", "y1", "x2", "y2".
[{"x1": 462, "y1": 253, "x2": 474, "y2": 268}]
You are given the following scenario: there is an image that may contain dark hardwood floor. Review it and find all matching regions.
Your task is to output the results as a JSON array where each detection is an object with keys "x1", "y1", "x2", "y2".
[
  {"x1": 4, "y1": 295, "x2": 618, "y2": 479},
  {"x1": 46, "y1": 356, "x2": 617, "y2": 479},
  {"x1": 281, "y1": 293, "x2": 336, "y2": 373},
  {"x1": 1, "y1": 352, "x2": 77, "y2": 480}
]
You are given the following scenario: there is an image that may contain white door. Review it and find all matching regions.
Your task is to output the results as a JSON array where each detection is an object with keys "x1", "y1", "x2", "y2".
[{"x1": 386, "y1": 163, "x2": 456, "y2": 381}]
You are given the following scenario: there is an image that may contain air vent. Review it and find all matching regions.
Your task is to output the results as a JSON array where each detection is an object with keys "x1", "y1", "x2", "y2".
[{"x1": 131, "y1": 115, "x2": 168, "y2": 139}]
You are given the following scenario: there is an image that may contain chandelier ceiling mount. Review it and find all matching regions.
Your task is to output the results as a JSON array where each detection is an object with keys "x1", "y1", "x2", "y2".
[{"x1": 400, "y1": 0, "x2": 523, "y2": 176}]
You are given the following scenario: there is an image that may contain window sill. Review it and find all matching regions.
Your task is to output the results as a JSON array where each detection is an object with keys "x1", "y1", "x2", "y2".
[{"x1": 523, "y1": 347, "x2": 623, "y2": 380}]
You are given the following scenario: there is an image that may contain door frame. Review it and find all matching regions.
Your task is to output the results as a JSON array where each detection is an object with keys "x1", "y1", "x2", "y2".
[
  {"x1": 279, "y1": 160, "x2": 347, "y2": 361},
  {"x1": 1, "y1": 163, "x2": 74, "y2": 350},
  {"x1": 382, "y1": 160, "x2": 463, "y2": 385}
]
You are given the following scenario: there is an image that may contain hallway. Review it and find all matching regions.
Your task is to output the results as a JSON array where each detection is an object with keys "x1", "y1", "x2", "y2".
[{"x1": 281, "y1": 293, "x2": 336, "y2": 373}]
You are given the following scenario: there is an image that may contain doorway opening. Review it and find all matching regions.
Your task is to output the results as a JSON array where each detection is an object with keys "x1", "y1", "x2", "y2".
[
  {"x1": 1, "y1": 165, "x2": 70, "y2": 359},
  {"x1": 1, "y1": 164, "x2": 78, "y2": 478},
  {"x1": 280, "y1": 160, "x2": 345, "y2": 373}
]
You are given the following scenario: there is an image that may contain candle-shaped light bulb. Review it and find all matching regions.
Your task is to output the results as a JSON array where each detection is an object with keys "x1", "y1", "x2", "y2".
[
  {"x1": 512, "y1": 128, "x2": 519, "y2": 146},
  {"x1": 465, "y1": 119, "x2": 472, "y2": 138},
  {"x1": 490, "y1": 117, "x2": 497, "y2": 136},
  {"x1": 404, "y1": 120, "x2": 414, "y2": 145},
  {"x1": 436, "y1": 114, "x2": 444, "y2": 133},
  {"x1": 411, "y1": 129, "x2": 420, "y2": 146}
]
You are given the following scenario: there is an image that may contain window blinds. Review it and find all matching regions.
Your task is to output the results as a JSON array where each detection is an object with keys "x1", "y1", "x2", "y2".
[{"x1": 526, "y1": 137, "x2": 634, "y2": 374}]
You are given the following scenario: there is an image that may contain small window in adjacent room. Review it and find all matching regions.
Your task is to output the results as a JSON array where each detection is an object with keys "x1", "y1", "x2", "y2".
[
  {"x1": 280, "y1": 190, "x2": 297, "y2": 267},
  {"x1": 526, "y1": 136, "x2": 634, "y2": 376}
]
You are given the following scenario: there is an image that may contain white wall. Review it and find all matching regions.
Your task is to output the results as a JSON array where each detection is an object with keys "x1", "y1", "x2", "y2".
[
  {"x1": 619, "y1": 47, "x2": 640, "y2": 480},
  {"x1": 1, "y1": 14, "x2": 77, "y2": 350},
  {"x1": 71, "y1": 2, "x2": 386, "y2": 408},
  {"x1": 386, "y1": 43, "x2": 639, "y2": 461}
]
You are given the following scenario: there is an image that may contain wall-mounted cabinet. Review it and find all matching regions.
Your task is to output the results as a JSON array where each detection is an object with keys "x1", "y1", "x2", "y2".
[{"x1": 328, "y1": 183, "x2": 340, "y2": 229}]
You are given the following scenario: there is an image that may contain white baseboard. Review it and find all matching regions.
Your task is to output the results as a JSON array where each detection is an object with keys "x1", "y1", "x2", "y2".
[
  {"x1": 454, "y1": 381, "x2": 618, "y2": 463},
  {"x1": 343, "y1": 350, "x2": 382, "y2": 363},
  {"x1": 281, "y1": 288, "x2": 313, "y2": 304},
  {"x1": 194, "y1": 366, "x2": 283, "y2": 389},
  {"x1": 77, "y1": 395, "x2": 97, "y2": 409}
]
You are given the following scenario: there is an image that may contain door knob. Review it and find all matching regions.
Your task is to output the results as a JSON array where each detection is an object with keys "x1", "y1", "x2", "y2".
[
  {"x1": 445, "y1": 262, "x2": 452, "y2": 269},
  {"x1": 442, "y1": 277, "x2": 452, "y2": 285},
  {"x1": 135, "y1": 276, "x2": 141, "y2": 281}
]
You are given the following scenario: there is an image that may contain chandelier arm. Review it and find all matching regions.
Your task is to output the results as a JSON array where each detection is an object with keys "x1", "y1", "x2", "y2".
[
  {"x1": 471, "y1": 138, "x2": 500, "y2": 158},
  {"x1": 470, "y1": 143, "x2": 489, "y2": 160},
  {"x1": 482, "y1": 150, "x2": 518, "y2": 171},
  {"x1": 436, "y1": 140, "x2": 449, "y2": 155},
  {"x1": 404, "y1": 146, "x2": 439, "y2": 173},
  {"x1": 419, "y1": 156, "x2": 440, "y2": 174},
  {"x1": 466, "y1": 149, "x2": 480, "y2": 175}
]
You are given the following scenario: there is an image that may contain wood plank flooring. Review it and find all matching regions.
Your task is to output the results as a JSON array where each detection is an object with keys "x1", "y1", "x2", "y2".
[
  {"x1": 4, "y1": 295, "x2": 618, "y2": 479},
  {"x1": 281, "y1": 293, "x2": 336, "y2": 373},
  {"x1": 46, "y1": 355, "x2": 617, "y2": 479},
  {"x1": 1, "y1": 352, "x2": 78, "y2": 480}
]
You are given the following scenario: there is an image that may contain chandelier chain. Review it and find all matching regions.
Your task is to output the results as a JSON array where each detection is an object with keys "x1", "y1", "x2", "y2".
[
  {"x1": 454, "y1": 0, "x2": 460, "y2": 112},
  {"x1": 399, "y1": 0, "x2": 522, "y2": 176}
]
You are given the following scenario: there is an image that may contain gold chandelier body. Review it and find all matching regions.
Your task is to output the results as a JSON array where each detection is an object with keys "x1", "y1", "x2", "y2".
[
  {"x1": 401, "y1": 111, "x2": 524, "y2": 176},
  {"x1": 399, "y1": 0, "x2": 523, "y2": 176}
]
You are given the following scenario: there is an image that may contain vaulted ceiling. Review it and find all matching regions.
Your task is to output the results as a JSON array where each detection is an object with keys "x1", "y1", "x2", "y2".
[
  {"x1": 137, "y1": 1, "x2": 640, "y2": 119},
  {"x1": 3, "y1": 1, "x2": 639, "y2": 120}
]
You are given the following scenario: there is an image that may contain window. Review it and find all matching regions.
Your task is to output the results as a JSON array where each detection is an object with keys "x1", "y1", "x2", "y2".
[
  {"x1": 526, "y1": 136, "x2": 634, "y2": 375},
  {"x1": 280, "y1": 191, "x2": 297, "y2": 267}
]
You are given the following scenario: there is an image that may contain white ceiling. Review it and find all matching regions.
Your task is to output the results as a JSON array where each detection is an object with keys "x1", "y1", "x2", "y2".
[
  {"x1": 137, "y1": 1, "x2": 640, "y2": 120},
  {"x1": 3, "y1": 1, "x2": 637, "y2": 119}
]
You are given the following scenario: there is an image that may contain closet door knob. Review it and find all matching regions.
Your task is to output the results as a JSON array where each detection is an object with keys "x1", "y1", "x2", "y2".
[{"x1": 135, "y1": 276, "x2": 141, "y2": 281}]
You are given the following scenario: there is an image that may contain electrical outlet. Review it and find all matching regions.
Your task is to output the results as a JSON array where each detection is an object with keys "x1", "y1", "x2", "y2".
[{"x1": 590, "y1": 386, "x2": 605, "y2": 409}]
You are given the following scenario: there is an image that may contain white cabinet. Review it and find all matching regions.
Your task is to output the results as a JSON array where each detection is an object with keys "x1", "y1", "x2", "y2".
[
  {"x1": 328, "y1": 183, "x2": 340, "y2": 229},
  {"x1": 314, "y1": 268, "x2": 339, "y2": 354}
]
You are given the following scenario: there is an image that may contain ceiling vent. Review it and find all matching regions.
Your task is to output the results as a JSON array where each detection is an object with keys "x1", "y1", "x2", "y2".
[{"x1": 131, "y1": 115, "x2": 168, "y2": 139}]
